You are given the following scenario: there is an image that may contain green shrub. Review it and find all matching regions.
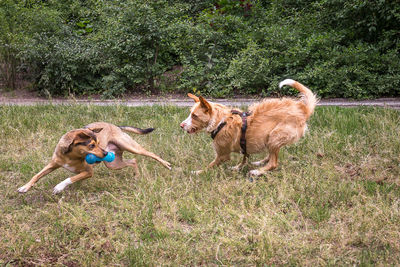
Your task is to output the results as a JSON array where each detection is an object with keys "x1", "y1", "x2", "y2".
[
  {"x1": 96, "y1": 1, "x2": 181, "y2": 94},
  {"x1": 22, "y1": 31, "x2": 100, "y2": 96},
  {"x1": 1, "y1": 0, "x2": 399, "y2": 98},
  {"x1": 226, "y1": 41, "x2": 274, "y2": 95},
  {"x1": 172, "y1": 8, "x2": 250, "y2": 97},
  {"x1": 298, "y1": 42, "x2": 400, "y2": 98}
]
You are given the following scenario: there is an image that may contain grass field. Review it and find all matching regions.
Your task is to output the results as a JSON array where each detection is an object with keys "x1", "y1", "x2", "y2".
[{"x1": 0, "y1": 104, "x2": 399, "y2": 266}]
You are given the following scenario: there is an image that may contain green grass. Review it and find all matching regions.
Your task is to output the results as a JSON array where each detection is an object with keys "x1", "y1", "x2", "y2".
[{"x1": 0, "y1": 104, "x2": 399, "y2": 266}]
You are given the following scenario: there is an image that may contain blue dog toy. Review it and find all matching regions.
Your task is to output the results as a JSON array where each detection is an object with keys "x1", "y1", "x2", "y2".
[{"x1": 85, "y1": 152, "x2": 115, "y2": 164}]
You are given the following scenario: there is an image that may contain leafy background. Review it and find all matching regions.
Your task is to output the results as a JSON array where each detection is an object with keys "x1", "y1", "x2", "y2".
[{"x1": 1, "y1": 0, "x2": 399, "y2": 98}]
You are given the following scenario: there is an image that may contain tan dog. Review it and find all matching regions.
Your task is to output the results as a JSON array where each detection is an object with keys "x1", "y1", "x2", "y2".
[
  {"x1": 18, "y1": 122, "x2": 171, "y2": 194},
  {"x1": 180, "y1": 79, "x2": 317, "y2": 176}
]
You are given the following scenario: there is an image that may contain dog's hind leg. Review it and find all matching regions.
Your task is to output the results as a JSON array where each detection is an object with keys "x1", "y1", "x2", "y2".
[
  {"x1": 18, "y1": 162, "x2": 60, "y2": 193},
  {"x1": 115, "y1": 136, "x2": 171, "y2": 170},
  {"x1": 249, "y1": 123, "x2": 299, "y2": 176},
  {"x1": 104, "y1": 151, "x2": 139, "y2": 178},
  {"x1": 249, "y1": 148, "x2": 280, "y2": 177},
  {"x1": 251, "y1": 155, "x2": 269, "y2": 167}
]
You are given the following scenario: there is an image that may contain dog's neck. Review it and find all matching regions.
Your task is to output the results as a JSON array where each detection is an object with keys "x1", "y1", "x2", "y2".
[
  {"x1": 206, "y1": 117, "x2": 218, "y2": 132},
  {"x1": 206, "y1": 104, "x2": 235, "y2": 133}
]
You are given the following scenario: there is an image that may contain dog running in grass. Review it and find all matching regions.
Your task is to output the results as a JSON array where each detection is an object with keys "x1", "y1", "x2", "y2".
[
  {"x1": 180, "y1": 79, "x2": 318, "y2": 176},
  {"x1": 18, "y1": 122, "x2": 171, "y2": 194}
]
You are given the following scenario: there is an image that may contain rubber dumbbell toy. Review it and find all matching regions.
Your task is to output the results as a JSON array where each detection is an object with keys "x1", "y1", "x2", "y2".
[{"x1": 85, "y1": 152, "x2": 115, "y2": 164}]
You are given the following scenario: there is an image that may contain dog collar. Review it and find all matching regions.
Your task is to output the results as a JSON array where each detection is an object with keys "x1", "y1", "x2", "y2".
[{"x1": 210, "y1": 121, "x2": 227, "y2": 139}]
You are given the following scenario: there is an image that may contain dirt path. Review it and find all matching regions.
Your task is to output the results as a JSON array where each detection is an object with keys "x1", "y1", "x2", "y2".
[{"x1": 1, "y1": 95, "x2": 400, "y2": 109}]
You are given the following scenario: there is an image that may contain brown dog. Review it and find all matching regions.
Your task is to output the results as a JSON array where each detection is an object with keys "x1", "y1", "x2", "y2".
[
  {"x1": 180, "y1": 79, "x2": 317, "y2": 176},
  {"x1": 18, "y1": 122, "x2": 171, "y2": 194}
]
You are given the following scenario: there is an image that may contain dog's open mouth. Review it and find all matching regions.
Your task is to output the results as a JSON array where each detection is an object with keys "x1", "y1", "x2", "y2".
[{"x1": 187, "y1": 128, "x2": 197, "y2": 134}]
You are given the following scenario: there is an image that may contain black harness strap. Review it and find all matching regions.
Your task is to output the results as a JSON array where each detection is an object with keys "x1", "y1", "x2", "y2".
[
  {"x1": 210, "y1": 110, "x2": 252, "y2": 155},
  {"x1": 231, "y1": 110, "x2": 251, "y2": 155},
  {"x1": 210, "y1": 121, "x2": 227, "y2": 139}
]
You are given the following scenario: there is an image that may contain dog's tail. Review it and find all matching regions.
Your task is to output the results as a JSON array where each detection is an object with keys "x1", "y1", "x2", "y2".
[
  {"x1": 279, "y1": 79, "x2": 318, "y2": 119},
  {"x1": 119, "y1": 126, "x2": 155, "y2": 135}
]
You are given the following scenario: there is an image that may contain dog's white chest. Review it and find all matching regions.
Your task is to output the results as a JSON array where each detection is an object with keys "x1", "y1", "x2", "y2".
[{"x1": 63, "y1": 164, "x2": 76, "y2": 173}]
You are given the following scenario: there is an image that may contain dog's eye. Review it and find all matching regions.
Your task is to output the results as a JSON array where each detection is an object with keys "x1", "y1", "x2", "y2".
[
  {"x1": 89, "y1": 144, "x2": 95, "y2": 149},
  {"x1": 191, "y1": 114, "x2": 198, "y2": 119}
]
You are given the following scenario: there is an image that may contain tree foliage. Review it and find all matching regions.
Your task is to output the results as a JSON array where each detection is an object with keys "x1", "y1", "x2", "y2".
[{"x1": 0, "y1": 0, "x2": 399, "y2": 98}]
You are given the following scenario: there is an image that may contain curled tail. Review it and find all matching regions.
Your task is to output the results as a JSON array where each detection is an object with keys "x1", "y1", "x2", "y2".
[
  {"x1": 119, "y1": 126, "x2": 155, "y2": 135},
  {"x1": 279, "y1": 79, "x2": 318, "y2": 118}
]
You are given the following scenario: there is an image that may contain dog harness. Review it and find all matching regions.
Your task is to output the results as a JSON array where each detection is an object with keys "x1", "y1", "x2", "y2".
[
  {"x1": 231, "y1": 110, "x2": 251, "y2": 155},
  {"x1": 210, "y1": 121, "x2": 227, "y2": 139},
  {"x1": 210, "y1": 110, "x2": 251, "y2": 155}
]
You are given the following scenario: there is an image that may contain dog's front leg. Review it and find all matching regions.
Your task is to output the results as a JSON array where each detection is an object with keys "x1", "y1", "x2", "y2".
[
  {"x1": 53, "y1": 169, "x2": 93, "y2": 194},
  {"x1": 231, "y1": 154, "x2": 248, "y2": 171},
  {"x1": 18, "y1": 162, "x2": 60, "y2": 193},
  {"x1": 193, "y1": 154, "x2": 230, "y2": 175}
]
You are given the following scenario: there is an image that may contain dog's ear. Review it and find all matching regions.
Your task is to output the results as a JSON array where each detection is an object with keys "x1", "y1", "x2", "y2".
[
  {"x1": 60, "y1": 130, "x2": 94, "y2": 154},
  {"x1": 187, "y1": 93, "x2": 199, "y2": 102},
  {"x1": 87, "y1": 127, "x2": 103, "y2": 133},
  {"x1": 199, "y1": 96, "x2": 212, "y2": 112},
  {"x1": 59, "y1": 129, "x2": 95, "y2": 155},
  {"x1": 59, "y1": 134, "x2": 76, "y2": 154},
  {"x1": 77, "y1": 131, "x2": 92, "y2": 140}
]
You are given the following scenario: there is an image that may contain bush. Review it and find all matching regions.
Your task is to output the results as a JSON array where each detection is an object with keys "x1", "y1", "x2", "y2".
[
  {"x1": 226, "y1": 41, "x2": 274, "y2": 95},
  {"x1": 298, "y1": 43, "x2": 400, "y2": 98},
  {"x1": 172, "y1": 4, "x2": 252, "y2": 97},
  {"x1": 96, "y1": 1, "x2": 181, "y2": 95},
  {"x1": 1, "y1": 0, "x2": 399, "y2": 98},
  {"x1": 22, "y1": 31, "x2": 100, "y2": 96}
]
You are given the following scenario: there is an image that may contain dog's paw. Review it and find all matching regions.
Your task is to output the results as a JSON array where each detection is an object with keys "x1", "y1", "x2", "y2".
[
  {"x1": 17, "y1": 184, "x2": 30, "y2": 193},
  {"x1": 248, "y1": 169, "x2": 264, "y2": 177},
  {"x1": 251, "y1": 160, "x2": 266, "y2": 167},
  {"x1": 53, "y1": 178, "x2": 72, "y2": 195},
  {"x1": 230, "y1": 165, "x2": 242, "y2": 172},
  {"x1": 191, "y1": 170, "x2": 203, "y2": 175},
  {"x1": 165, "y1": 161, "x2": 172, "y2": 170},
  {"x1": 52, "y1": 186, "x2": 63, "y2": 195},
  {"x1": 160, "y1": 159, "x2": 172, "y2": 170}
]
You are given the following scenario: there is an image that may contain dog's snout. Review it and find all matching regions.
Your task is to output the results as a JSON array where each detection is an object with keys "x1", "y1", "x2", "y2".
[
  {"x1": 103, "y1": 151, "x2": 108, "y2": 157},
  {"x1": 180, "y1": 122, "x2": 185, "y2": 129}
]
